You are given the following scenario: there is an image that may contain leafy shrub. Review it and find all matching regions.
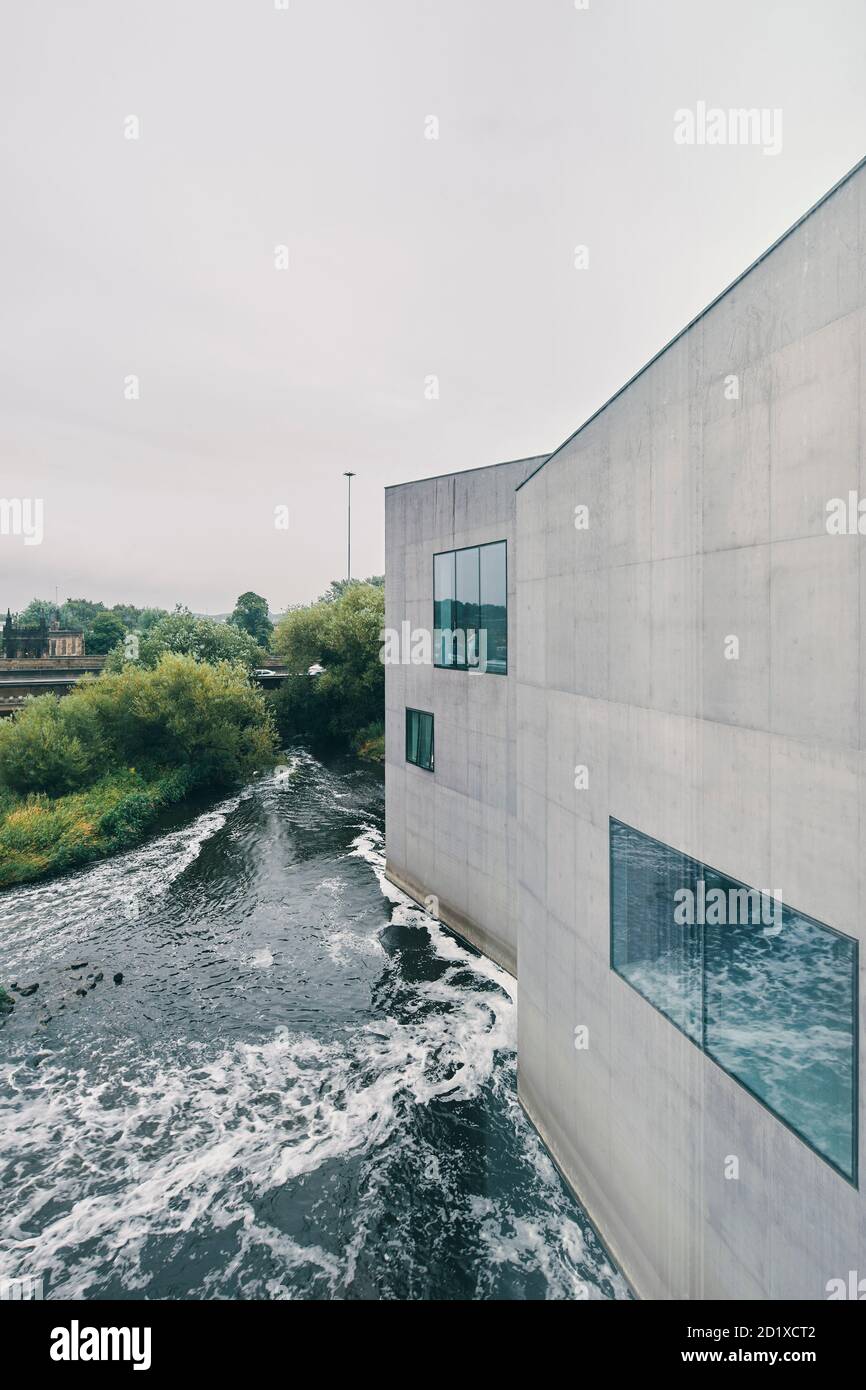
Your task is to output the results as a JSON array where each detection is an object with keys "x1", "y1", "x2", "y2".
[
  {"x1": 0, "y1": 696, "x2": 99, "y2": 796},
  {"x1": 0, "y1": 654, "x2": 277, "y2": 798},
  {"x1": 124, "y1": 610, "x2": 267, "y2": 671},
  {"x1": 354, "y1": 722, "x2": 385, "y2": 763},
  {"x1": 271, "y1": 582, "x2": 384, "y2": 749}
]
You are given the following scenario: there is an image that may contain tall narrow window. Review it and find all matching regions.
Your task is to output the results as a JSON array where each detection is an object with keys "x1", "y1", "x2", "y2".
[
  {"x1": 405, "y1": 708, "x2": 434, "y2": 771},
  {"x1": 479, "y1": 541, "x2": 507, "y2": 674},
  {"x1": 433, "y1": 552, "x2": 456, "y2": 668},
  {"x1": 455, "y1": 547, "x2": 480, "y2": 666},
  {"x1": 610, "y1": 818, "x2": 858, "y2": 1183}
]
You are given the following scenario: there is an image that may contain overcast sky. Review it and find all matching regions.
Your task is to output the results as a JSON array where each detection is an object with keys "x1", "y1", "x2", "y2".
[{"x1": 1, "y1": 0, "x2": 864, "y2": 615}]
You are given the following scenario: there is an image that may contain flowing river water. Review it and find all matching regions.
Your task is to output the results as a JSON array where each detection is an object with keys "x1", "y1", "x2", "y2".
[{"x1": 0, "y1": 753, "x2": 627, "y2": 1300}]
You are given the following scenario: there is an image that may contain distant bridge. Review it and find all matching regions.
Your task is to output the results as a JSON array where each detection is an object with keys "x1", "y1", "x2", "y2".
[
  {"x1": 0, "y1": 657, "x2": 106, "y2": 715},
  {"x1": 0, "y1": 656, "x2": 289, "y2": 714}
]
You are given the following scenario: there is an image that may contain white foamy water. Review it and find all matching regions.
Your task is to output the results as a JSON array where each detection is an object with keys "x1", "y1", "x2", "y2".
[{"x1": 0, "y1": 762, "x2": 628, "y2": 1301}]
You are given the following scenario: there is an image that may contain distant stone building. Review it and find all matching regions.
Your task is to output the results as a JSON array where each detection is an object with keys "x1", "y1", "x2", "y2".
[{"x1": 2, "y1": 609, "x2": 85, "y2": 658}]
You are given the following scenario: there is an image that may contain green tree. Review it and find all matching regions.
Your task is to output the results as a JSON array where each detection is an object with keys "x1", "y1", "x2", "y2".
[
  {"x1": 18, "y1": 598, "x2": 56, "y2": 627},
  {"x1": 61, "y1": 598, "x2": 107, "y2": 630},
  {"x1": 271, "y1": 581, "x2": 384, "y2": 748},
  {"x1": 0, "y1": 695, "x2": 98, "y2": 795},
  {"x1": 87, "y1": 611, "x2": 127, "y2": 654},
  {"x1": 0, "y1": 654, "x2": 277, "y2": 796},
  {"x1": 137, "y1": 606, "x2": 168, "y2": 633},
  {"x1": 317, "y1": 575, "x2": 384, "y2": 604},
  {"x1": 229, "y1": 591, "x2": 273, "y2": 647},
  {"x1": 132, "y1": 609, "x2": 265, "y2": 671}
]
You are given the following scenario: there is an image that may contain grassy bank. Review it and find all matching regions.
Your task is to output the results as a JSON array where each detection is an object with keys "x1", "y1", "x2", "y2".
[{"x1": 0, "y1": 767, "x2": 200, "y2": 888}]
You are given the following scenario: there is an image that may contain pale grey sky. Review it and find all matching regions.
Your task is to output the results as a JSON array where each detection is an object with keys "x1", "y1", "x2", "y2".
[{"x1": 1, "y1": 0, "x2": 864, "y2": 614}]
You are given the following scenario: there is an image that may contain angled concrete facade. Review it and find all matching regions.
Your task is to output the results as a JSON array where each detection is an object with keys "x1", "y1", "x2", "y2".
[{"x1": 385, "y1": 157, "x2": 866, "y2": 1298}]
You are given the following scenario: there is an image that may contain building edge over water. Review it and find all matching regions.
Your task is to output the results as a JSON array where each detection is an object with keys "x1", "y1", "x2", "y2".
[{"x1": 384, "y1": 156, "x2": 866, "y2": 1299}]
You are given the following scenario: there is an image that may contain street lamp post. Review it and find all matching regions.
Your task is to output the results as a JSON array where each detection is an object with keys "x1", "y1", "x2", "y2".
[{"x1": 344, "y1": 471, "x2": 355, "y2": 582}]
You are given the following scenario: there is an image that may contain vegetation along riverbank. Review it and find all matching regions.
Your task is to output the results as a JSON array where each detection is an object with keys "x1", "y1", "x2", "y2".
[{"x1": 0, "y1": 580, "x2": 385, "y2": 890}]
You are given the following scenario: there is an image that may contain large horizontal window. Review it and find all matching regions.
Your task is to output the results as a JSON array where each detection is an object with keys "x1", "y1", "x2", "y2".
[
  {"x1": 433, "y1": 540, "x2": 507, "y2": 674},
  {"x1": 405, "y1": 708, "x2": 434, "y2": 771},
  {"x1": 610, "y1": 818, "x2": 858, "y2": 1183}
]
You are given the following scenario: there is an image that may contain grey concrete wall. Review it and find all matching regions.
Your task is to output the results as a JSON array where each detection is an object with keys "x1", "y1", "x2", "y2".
[
  {"x1": 515, "y1": 161, "x2": 866, "y2": 1298},
  {"x1": 385, "y1": 456, "x2": 545, "y2": 975}
]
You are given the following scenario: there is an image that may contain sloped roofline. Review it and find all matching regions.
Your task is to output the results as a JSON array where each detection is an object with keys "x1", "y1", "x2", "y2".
[
  {"x1": 386, "y1": 453, "x2": 550, "y2": 491},
  {"x1": 516, "y1": 152, "x2": 866, "y2": 492}
]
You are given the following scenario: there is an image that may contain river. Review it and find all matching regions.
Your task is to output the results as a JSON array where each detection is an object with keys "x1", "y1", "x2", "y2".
[{"x1": 0, "y1": 752, "x2": 627, "y2": 1300}]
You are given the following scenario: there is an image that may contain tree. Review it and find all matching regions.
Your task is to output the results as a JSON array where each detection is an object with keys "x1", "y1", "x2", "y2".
[
  {"x1": 87, "y1": 611, "x2": 127, "y2": 654},
  {"x1": 18, "y1": 598, "x2": 55, "y2": 627},
  {"x1": 228, "y1": 591, "x2": 273, "y2": 647},
  {"x1": 0, "y1": 694, "x2": 98, "y2": 795},
  {"x1": 317, "y1": 575, "x2": 383, "y2": 604},
  {"x1": 137, "y1": 606, "x2": 168, "y2": 633},
  {"x1": 132, "y1": 610, "x2": 265, "y2": 670},
  {"x1": 271, "y1": 580, "x2": 384, "y2": 748},
  {"x1": 0, "y1": 654, "x2": 277, "y2": 795},
  {"x1": 61, "y1": 598, "x2": 107, "y2": 630}
]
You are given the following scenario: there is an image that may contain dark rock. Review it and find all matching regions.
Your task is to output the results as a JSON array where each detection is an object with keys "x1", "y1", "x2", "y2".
[
  {"x1": 69, "y1": 962, "x2": 88, "y2": 970},
  {"x1": 18, "y1": 983, "x2": 39, "y2": 998},
  {"x1": 75, "y1": 988, "x2": 87, "y2": 997},
  {"x1": 113, "y1": 972, "x2": 124, "y2": 985},
  {"x1": 93, "y1": 972, "x2": 103, "y2": 984}
]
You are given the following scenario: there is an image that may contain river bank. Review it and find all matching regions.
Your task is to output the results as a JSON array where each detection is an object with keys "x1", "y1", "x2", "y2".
[{"x1": 0, "y1": 768, "x2": 201, "y2": 889}]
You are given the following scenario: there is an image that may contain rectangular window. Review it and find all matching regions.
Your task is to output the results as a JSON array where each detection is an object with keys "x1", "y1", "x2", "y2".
[
  {"x1": 405, "y1": 708, "x2": 434, "y2": 771},
  {"x1": 610, "y1": 818, "x2": 858, "y2": 1183},
  {"x1": 433, "y1": 541, "x2": 507, "y2": 674}
]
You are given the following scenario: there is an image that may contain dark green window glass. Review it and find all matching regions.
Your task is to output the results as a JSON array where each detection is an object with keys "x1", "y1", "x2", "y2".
[
  {"x1": 610, "y1": 818, "x2": 858, "y2": 1183},
  {"x1": 433, "y1": 541, "x2": 507, "y2": 674},
  {"x1": 405, "y1": 708, "x2": 434, "y2": 771},
  {"x1": 455, "y1": 547, "x2": 480, "y2": 666},
  {"x1": 479, "y1": 541, "x2": 507, "y2": 674},
  {"x1": 433, "y1": 552, "x2": 456, "y2": 667}
]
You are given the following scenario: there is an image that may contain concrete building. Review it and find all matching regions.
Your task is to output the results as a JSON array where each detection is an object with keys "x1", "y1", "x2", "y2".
[{"x1": 385, "y1": 156, "x2": 866, "y2": 1299}]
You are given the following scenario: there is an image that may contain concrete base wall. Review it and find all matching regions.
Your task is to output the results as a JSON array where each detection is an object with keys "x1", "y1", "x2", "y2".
[{"x1": 384, "y1": 862, "x2": 516, "y2": 976}]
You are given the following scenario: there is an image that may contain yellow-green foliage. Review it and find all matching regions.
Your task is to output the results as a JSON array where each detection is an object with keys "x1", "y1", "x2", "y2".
[
  {"x1": 0, "y1": 655, "x2": 277, "y2": 887},
  {"x1": 0, "y1": 771, "x2": 194, "y2": 887}
]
